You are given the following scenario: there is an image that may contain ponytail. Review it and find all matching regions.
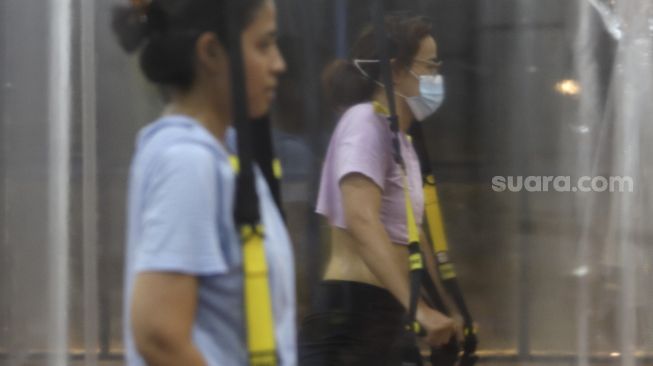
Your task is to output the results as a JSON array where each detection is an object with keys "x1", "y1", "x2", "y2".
[{"x1": 322, "y1": 59, "x2": 376, "y2": 110}]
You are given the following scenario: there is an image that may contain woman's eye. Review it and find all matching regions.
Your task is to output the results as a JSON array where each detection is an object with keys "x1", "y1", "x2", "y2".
[{"x1": 258, "y1": 38, "x2": 276, "y2": 51}]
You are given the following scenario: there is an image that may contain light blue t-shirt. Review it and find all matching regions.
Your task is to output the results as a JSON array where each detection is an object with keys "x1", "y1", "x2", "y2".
[{"x1": 123, "y1": 115, "x2": 297, "y2": 366}]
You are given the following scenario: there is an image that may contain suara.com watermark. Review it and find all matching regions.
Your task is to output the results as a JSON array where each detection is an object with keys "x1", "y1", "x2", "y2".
[{"x1": 491, "y1": 176, "x2": 634, "y2": 193}]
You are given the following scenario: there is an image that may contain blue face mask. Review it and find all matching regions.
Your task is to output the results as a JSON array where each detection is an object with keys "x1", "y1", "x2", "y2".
[
  {"x1": 352, "y1": 59, "x2": 445, "y2": 121},
  {"x1": 403, "y1": 72, "x2": 445, "y2": 121}
]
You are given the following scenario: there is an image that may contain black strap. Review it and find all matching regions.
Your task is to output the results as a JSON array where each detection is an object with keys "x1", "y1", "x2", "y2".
[
  {"x1": 252, "y1": 115, "x2": 284, "y2": 217},
  {"x1": 226, "y1": 1, "x2": 259, "y2": 228},
  {"x1": 370, "y1": 0, "x2": 424, "y2": 339},
  {"x1": 409, "y1": 122, "x2": 479, "y2": 366},
  {"x1": 371, "y1": 0, "x2": 403, "y2": 168}
]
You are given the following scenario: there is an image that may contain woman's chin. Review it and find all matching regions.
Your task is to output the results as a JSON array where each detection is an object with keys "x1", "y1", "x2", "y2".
[
  {"x1": 248, "y1": 109, "x2": 268, "y2": 120},
  {"x1": 248, "y1": 102, "x2": 272, "y2": 120}
]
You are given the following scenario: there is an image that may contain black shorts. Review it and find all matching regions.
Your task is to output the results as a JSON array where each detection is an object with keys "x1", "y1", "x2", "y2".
[{"x1": 298, "y1": 280, "x2": 422, "y2": 366}]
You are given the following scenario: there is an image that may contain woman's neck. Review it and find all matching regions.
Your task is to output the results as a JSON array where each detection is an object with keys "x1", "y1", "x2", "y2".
[
  {"x1": 372, "y1": 89, "x2": 412, "y2": 133},
  {"x1": 164, "y1": 87, "x2": 230, "y2": 143}
]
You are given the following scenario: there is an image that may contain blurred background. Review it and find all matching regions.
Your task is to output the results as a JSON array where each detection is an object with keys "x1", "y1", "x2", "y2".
[{"x1": 1, "y1": 0, "x2": 652, "y2": 365}]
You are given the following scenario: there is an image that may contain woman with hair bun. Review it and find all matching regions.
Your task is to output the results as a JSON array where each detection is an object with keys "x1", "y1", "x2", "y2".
[
  {"x1": 112, "y1": 1, "x2": 295, "y2": 365},
  {"x1": 299, "y1": 14, "x2": 457, "y2": 366}
]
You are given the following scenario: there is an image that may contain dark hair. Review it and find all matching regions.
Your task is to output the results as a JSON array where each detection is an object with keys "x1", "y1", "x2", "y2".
[
  {"x1": 112, "y1": 0, "x2": 265, "y2": 90},
  {"x1": 323, "y1": 14, "x2": 433, "y2": 110}
]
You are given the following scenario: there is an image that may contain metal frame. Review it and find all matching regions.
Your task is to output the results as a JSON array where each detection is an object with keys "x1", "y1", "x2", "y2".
[{"x1": 3, "y1": 351, "x2": 653, "y2": 365}]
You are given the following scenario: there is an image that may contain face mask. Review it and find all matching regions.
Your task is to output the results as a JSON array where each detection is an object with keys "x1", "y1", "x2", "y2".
[
  {"x1": 353, "y1": 59, "x2": 445, "y2": 121},
  {"x1": 403, "y1": 72, "x2": 445, "y2": 121}
]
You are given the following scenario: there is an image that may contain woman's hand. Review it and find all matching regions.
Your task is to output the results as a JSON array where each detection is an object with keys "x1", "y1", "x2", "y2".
[
  {"x1": 416, "y1": 305, "x2": 456, "y2": 347},
  {"x1": 452, "y1": 313, "x2": 468, "y2": 343}
]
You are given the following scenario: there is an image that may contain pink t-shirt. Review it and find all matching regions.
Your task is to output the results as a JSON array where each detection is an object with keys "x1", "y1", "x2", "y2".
[{"x1": 316, "y1": 102, "x2": 424, "y2": 245}]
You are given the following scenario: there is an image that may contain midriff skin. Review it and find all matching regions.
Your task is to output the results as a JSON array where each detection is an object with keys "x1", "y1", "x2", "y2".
[{"x1": 323, "y1": 227, "x2": 409, "y2": 287}]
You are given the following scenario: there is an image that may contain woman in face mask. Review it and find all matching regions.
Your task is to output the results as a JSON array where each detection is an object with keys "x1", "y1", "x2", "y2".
[{"x1": 298, "y1": 13, "x2": 456, "y2": 366}]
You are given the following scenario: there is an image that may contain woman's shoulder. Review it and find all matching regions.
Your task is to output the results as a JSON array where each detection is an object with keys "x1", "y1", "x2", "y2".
[
  {"x1": 341, "y1": 102, "x2": 376, "y2": 121},
  {"x1": 131, "y1": 115, "x2": 234, "y2": 183},
  {"x1": 137, "y1": 115, "x2": 228, "y2": 160}
]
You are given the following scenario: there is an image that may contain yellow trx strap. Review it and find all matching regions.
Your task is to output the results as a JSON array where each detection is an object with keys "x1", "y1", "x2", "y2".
[
  {"x1": 242, "y1": 225, "x2": 277, "y2": 365},
  {"x1": 376, "y1": 100, "x2": 421, "y2": 246},
  {"x1": 374, "y1": 101, "x2": 423, "y2": 334},
  {"x1": 423, "y1": 176, "x2": 446, "y2": 252},
  {"x1": 230, "y1": 156, "x2": 277, "y2": 366},
  {"x1": 423, "y1": 175, "x2": 456, "y2": 280},
  {"x1": 369, "y1": 0, "x2": 427, "y2": 340},
  {"x1": 272, "y1": 158, "x2": 283, "y2": 180},
  {"x1": 403, "y1": 174, "x2": 422, "y2": 264},
  {"x1": 423, "y1": 176, "x2": 480, "y2": 365},
  {"x1": 403, "y1": 169, "x2": 424, "y2": 335},
  {"x1": 404, "y1": 170, "x2": 423, "y2": 335}
]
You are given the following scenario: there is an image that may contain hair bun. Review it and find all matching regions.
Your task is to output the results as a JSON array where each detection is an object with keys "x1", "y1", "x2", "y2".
[{"x1": 111, "y1": 5, "x2": 149, "y2": 54}]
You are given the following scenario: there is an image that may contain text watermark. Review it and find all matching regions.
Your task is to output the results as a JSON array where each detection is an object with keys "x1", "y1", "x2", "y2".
[{"x1": 491, "y1": 176, "x2": 634, "y2": 193}]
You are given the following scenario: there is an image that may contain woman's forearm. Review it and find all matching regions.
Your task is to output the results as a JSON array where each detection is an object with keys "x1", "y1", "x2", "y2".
[{"x1": 419, "y1": 231, "x2": 459, "y2": 317}]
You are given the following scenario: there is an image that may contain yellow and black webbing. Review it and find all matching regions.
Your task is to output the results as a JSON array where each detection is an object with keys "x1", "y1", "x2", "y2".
[
  {"x1": 409, "y1": 122, "x2": 479, "y2": 366},
  {"x1": 225, "y1": 1, "x2": 277, "y2": 364},
  {"x1": 370, "y1": 1, "x2": 426, "y2": 340}
]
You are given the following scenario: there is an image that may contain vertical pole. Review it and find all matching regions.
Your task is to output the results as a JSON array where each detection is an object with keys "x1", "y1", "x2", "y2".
[
  {"x1": 47, "y1": 0, "x2": 72, "y2": 364},
  {"x1": 573, "y1": 2, "x2": 600, "y2": 365},
  {"x1": 334, "y1": 0, "x2": 348, "y2": 58},
  {"x1": 296, "y1": 0, "x2": 324, "y2": 301},
  {"x1": 80, "y1": 0, "x2": 100, "y2": 363},
  {"x1": 0, "y1": 0, "x2": 8, "y2": 362}
]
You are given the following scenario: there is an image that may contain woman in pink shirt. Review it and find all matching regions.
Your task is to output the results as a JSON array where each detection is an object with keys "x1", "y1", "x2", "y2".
[{"x1": 299, "y1": 14, "x2": 456, "y2": 366}]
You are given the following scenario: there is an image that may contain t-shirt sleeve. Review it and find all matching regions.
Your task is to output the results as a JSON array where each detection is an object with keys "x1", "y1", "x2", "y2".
[
  {"x1": 134, "y1": 143, "x2": 228, "y2": 275},
  {"x1": 334, "y1": 112, "x2": 390, "y2": 191}
]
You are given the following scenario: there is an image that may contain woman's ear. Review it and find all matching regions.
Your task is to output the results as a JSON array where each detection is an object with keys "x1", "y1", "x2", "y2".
[{"x1": 195, "y1": 32, "x2": 226, "y2": 74}]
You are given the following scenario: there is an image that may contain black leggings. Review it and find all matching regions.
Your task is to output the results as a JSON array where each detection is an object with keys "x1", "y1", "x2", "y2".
[{"x1": 298, "y1": 280, "x2": 422, "y2": 366}]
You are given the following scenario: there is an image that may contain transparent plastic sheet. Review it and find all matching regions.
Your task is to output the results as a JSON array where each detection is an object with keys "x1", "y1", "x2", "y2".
[
  {"x1": 576, "y1": 0, "x2": 653, "y2": 365},
  {"x1": 0, "y1": 0, "x2": 651, "y2": 365}
]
